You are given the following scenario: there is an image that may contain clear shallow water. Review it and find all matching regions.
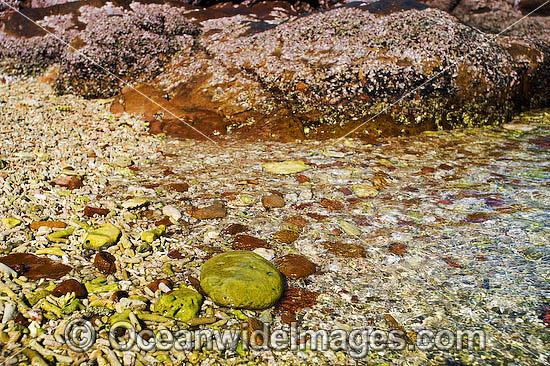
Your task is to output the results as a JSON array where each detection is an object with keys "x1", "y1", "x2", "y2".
[{"x1": 0, "y1": 78, "x2": 549, "y2": 365}]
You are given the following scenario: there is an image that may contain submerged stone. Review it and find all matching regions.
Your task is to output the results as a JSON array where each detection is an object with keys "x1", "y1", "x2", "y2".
[
  {"x1": 1, "y1": 217, "x2": 21, "y2": 229},
  {"x1": 153, "y1": 288, "x2": 203, "y2": 322},
  {"x1": 262, "y1": 161, "x2": 311, "y2": 175},
  {"x1": 84, "y1": 223, "x2": 121, "y2": 250},
  {"x1": 200, "y1": 251, "x2": 283, "y2": 310}
]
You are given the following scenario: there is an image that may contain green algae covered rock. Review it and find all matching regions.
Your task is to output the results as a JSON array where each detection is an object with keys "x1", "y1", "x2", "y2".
[
  {"x1": 1, "y1": 217, "x2": 21, "y2": 230},
  {"x1": 200, "y1": 251, "x2": 283, "y2": 310},
  {"x1": 140, "y1": 225, "x2": 165, "y2": 243},
  {"x1": 84, "y1": 223, "x2": 121, "y2": 250},
  {"x1": 153, "y1": 288, "x2": 203, "y2": 322}
]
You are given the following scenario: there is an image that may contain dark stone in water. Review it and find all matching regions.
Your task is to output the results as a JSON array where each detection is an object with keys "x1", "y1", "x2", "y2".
[
  {"x1": 52, "y1": 279, "x2": 87, "y2": 298},
  {"x1": 0, "y1": 253, "x2": 71, "y2": 280}
]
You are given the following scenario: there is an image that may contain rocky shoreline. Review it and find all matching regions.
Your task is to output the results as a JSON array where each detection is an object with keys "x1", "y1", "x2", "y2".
[{"x1": 1, "y1": 0, "x2": 550, "y2": 141}]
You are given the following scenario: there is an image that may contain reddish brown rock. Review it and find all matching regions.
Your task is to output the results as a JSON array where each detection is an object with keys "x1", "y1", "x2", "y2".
[
  {"x1": 83, "y1": 206, "x2": 110, "y2": 217},
  {"x1": 295, "y1": 174, "x2": 311, "y2": 183},
  {"x1": 223, "y1": 223, "x2": 249, "y2": 235},
  {"x1": 272, "y1": 230, "x2": 299, "y2": 244},
  {"x1": 52, "y1": 175, "x2": 83, "y2": 190},
  {"x1": 283, "y1": 215, "x2": 309, "y2": 228},
  {"x1": 245, "y1": 317, "x2": 265, "y2": 346},
  {"x1": 93, "y1": 251, "x2": 116, "y2": 274},
  {"x1": 168, "y1": 249, "x2": 184, "y2": 259},
  {"x1": 275, "y1": 287, "x2": 320, "y2": 324},
  {"x1": 147, "y1": 279, "x2": 173, "y2": 292},
  {"x1": 0, "y1": 253, "x2": 71, "y2": 280},
  {"x1": 30, "y1": 221, "x2": 67, "y2": 230},
  {"x1": 276, "y1": 254, "x2": 316, "y2": 279},
  {"x1": 322, "y1": 241, "x2": 366, "y2": 258},
  {"x1": 232, "y1": 234, "x2": 271, "y2": 250},
  {"x1": 52, "y1": 279, "x2": 87, "y2": 298},
  {"x1": 389, "y1": 243, "x2": 408, "y2": 256},
  {"x1": 262, "y1": 193, "x2": 285, "y2": 208},
  {"x1": 320, "y1": 198, "x2": 344, "y2": 211},
  {"x1": 191, "y1": 202, "x2": 227, "y2": 220},
  {"x1": 168, "y1": 182, "x2": 189, "y2": 192}
]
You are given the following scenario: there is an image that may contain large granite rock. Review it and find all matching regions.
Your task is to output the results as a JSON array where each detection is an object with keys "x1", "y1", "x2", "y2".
[{"x1": 1, "y1": 0, "x2": 549, "y2": 140}]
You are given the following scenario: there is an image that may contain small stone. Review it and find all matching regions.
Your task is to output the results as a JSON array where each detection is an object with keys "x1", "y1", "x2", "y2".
[
  {"x1": 1, "y1": 217, "x2": 21, "y2": 230},
  {"x1": 223, "y1": 223, "x2": 248, "y2": 235},
  {"x1": 83, "y1": 206, "x2": 110, "y2": 217},
  {"x1": 275, "y1": 287, "x2": 320, "y2": 323},
  {"x1": 30, "y1": 221, "x2": 67, "y2": 230},
  {"x1": 276, "y1": 254, "x2": 317, "y2": 279},
  {"x1": 200, "y1": 251, "x2": 283, "y2": 310},
  {"x1": 153, "y1": 288, "x2": 203, "y2": 322},
  {"x1": 295, "y1": 174, "x2": 310, "y2": 183},
  {"x1": 122, "y1": 198, "x2": 149, "y2": 209},
  {"x1": 273, "y1": 230, "x2": 299, "y2": 244},
  {"x1": 52, "y1": 175, "x2": 83, "y2": 190},
  {"x1": 262, "y1": 193, "x2": 285, "y2": 208},
  {"x1": 162, "y1": 205, "x2": 181, "y2": 221},
  {"x1": 168, "y1": 250, "x2": 184, "y2": 259},
  {"x1": 262, "y1": 160, "x2": 310, "y2": 175},
  {"x1": 232, "y1": 234, "x2": 271, "y2": 250},
  {"x1": 46, "y1": 227, "x2": 75, "y2": 243},
  {"x1": 283, "y1": 215, "x2": 308, "y2": 228},
  {"x1": 168, "y1": 182, "x2": 189, "y2": 192},
  {"x1": 389, "y1": 243, "x2": 408, "y2": 256},
  {"x1": 503, "y1": 123, "x2": 537, "y2": 132},
  {"x1": 191, "y1": 202, "x2": 226, "y2": 220},
  {"x1": 322, "y1": 241, "x2": 366, "y2": 258},
  {"x1": 52, "y1": 279, "x2": 87, "y2": 299},
  {"x1": 337, "y1": 220, "x2": 361, "y2": 236},
  {"x1": 352, "y1": 184, "x2": 378, "y2": 198},
  {"x1": 94, "y1": 251, "x2": 116, "y2": 274},
  {"x1": 147, "y1": 279, "x2": 173, "y2": 292},
  {"x1": 84, "y1": 223, "x2": 121, "y2": 250},
  {"x1": 141, "y1": 225, "x2": 166, "y2": 243},
  {"x1": 252, "y1": 248, "x2": 275, "y2": 261},
  {"x1": 320, "y1": 198, "x2": 344, "y2": 211}
]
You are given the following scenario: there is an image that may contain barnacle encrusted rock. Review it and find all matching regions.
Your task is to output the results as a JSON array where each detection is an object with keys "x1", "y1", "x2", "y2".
[
  {"x1": 84, "y1": 223, "x2": 121, "y2": 250},
  {"x1": 200, "y1": 251, "x2": 284, "y2": 310},
  {"x1": 1, "y1": 0, "x2": 549, "y2": 140},
  {"x1": 153, "y1": 288, "x2": 203, "y2": 322}
]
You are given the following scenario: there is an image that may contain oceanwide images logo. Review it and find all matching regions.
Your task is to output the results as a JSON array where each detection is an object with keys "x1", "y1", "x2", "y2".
[{"x1": 64, "y1": 318, "x2": 487, "y2": 358}]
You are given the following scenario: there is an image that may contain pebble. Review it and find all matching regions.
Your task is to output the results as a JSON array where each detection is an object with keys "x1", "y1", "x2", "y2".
[
  {"x1": 94, "y1": 251, "x2": 117, "y2": 274},
  {"x1": 84, "y1": 223, "x2": 121, "y2": 250},
  {"x1": 262, "y1": 160, "x2": 310, "y2": 174},
  {"x1": 232, "y1": 234, "x2": 271, "y2": 250},
  {"x1": 352, "y1": 184, "x2": 378, "y2": 198},
  {"x1": 191, "y1": 202, "x2": 227, "y2": 220},
  {"x1": 276, "y1": 254, "x2": 317, "y2": 279},
  {"x1": 147, "y1": 279, "x2": 173, "y2": 292},
  {"x1": 52, "y1": 279, "x2": 88, "y2": 298},
  {"x1": 223, "y1": 223, "x2": 248, "y2": 235},
  {"x1": 262, "y1": 193, "x2": 285, "y2": 208},
  {"x1": 272, "y1": 230, "x2": 299, "y2": 244},
  {"x1": 162, "y1": 205, "x2": 181, "y2": 221},
  {"x1": 52, "y1": 175, "x2": 83, "y2": 190},
  {"x1": 83, "y1": 206, "x2": 110, "y2": 217}
]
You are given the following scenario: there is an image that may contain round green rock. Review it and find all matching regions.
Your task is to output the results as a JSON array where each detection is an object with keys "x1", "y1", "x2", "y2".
[{"x1": 200, "y1": 251, "x2": 284, "y2": 310}]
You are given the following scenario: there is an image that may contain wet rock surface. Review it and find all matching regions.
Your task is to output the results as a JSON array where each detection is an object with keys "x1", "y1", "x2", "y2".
[
  {"x1": 200, "y1": 251, "x2": 284, "y2": 309},
  {"x1": 1, "y1": 0, "x2": 550, "y2": 140},
  {"x1": 0, "y1": 253, "x2": 71, "y2": 280}
]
